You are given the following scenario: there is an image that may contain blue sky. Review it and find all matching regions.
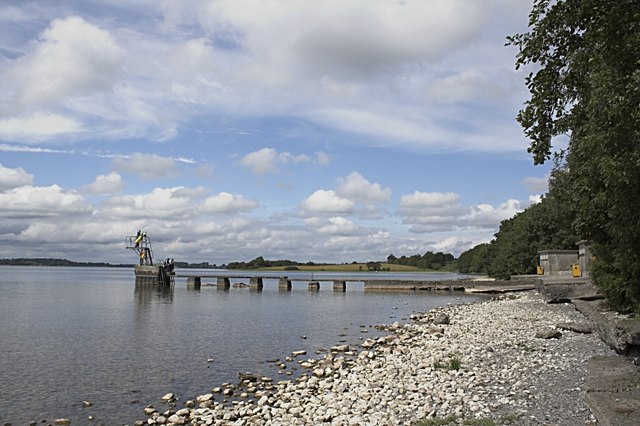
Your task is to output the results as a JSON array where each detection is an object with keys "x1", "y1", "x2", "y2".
[{"x1": 0, "y1": 0, "x2": 553, "y2": 264}]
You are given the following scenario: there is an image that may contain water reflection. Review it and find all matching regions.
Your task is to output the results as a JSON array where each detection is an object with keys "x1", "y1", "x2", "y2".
[{"x1": 134, "y1": 283, "x2": 174, "y2": 305}]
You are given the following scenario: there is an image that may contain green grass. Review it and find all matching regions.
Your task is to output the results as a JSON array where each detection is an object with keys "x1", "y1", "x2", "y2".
[
  {"x1": 433, "y1": 354, "x2": 462, "y2": 371},
  {"x1": 258, "y1": 263, "x2": 426, "y2": 272}
]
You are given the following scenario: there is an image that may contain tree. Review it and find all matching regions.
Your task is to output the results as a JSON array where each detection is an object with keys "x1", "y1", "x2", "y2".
[
  {"x1": 486, "y1": 196, "x2": 577, "y2": 279},
  {"x1": 457, "y1": 244, "x2": 491, "y2": 275},
  {"x1": 366, "y1": 261, "x2": 382, "y2": 271},
  {"x1": 508, "y1": 0, "x2": 640, "y2": 312}
]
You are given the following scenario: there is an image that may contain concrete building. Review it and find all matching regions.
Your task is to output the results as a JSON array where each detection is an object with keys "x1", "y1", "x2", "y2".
[
  {"x1": 539, "y1": 250, "x2": 579, "y2": 276},
  {"x1": 538, "y1": 241, "x2": 592, "y2": 277}
]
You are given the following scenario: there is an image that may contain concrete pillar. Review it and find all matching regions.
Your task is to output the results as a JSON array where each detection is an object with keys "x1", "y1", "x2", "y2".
[
  {"x1": 217, "y1": 277, "x2": 230, "y2": 290},
  {"x1": 278, "y1": 277, "x2": 292, "y2": 291},
  {"x1": 578, "y1": 240, "x2": 592, "y2": 277},
  {"x1": 187, "y1": 276, "x2": 201, "y2": 290},
  {"x1": 308, "y1": 281, "x2": 320, "y2": 291},
  {"x1": 249, "y1": 277, "x2": 263, "y2": 291},
  {"x1": 333, "y1": 280, "x2": 346, "y2": 292}
]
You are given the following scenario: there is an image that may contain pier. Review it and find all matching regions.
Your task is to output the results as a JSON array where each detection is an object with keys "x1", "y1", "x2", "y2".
[{"x1": 175, "y1": 273, "x2": 535, "y2": 293}]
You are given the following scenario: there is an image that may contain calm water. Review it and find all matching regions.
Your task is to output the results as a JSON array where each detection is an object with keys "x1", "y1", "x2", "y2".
[{"x1": 0, "y1": 266, "x2": 483, "y2": 425}]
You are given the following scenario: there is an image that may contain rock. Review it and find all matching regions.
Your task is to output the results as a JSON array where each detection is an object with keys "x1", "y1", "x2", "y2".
[
  {"x1": 82, "y1": 400, "x2": 93, "y2": 408},
  {"x1": 330, "y1": 345, "x2": 349, "y2": 352},
  {"x1": 536, "y1": 328, "x2": 562, "y2": 339},
  {"x1": 167, "y1": 414, "x2": 185, "y2": 424},
  {"x1": 238, "y1": 372, "x2": 260, "y2": 382},
  {"x1": 54, "y1": 420, "x2": 71, "y2": 426},
  {"x1": 292, "y1": 350, "x2": 307, "y2": 356},
  {"x1": 196, "y1": 393, "x2": 213, "y2": 403},
  {"x1": 133, "y1": 292, "x2": 616, "y2": 426},
  {"x1": 433, "y1": 314, "x2": 450, "y2": 325},
  {"x1": 557, "y1": 322, "x2": 595, "y2": 334},
  {"x1": 161, "y1": 392, "x2": 175, "y2": 401}
]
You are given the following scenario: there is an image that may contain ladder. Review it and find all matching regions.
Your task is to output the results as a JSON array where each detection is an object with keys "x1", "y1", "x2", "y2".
[{"x1": 125, "y1": 233, "x2": 155, "y2": 265}]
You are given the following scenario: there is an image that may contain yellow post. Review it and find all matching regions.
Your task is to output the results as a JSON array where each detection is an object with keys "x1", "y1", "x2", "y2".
[{"x1": 571, "y1": 263, "x2": 581, "y2": 277}]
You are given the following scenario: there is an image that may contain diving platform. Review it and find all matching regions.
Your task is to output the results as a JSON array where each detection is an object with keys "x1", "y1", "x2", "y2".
[{"x1": 125, "y1": 232, "x2": 175, "y2": 288}]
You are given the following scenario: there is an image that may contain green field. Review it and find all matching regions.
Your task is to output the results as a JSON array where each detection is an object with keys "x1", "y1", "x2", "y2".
[{"x1": 258, "y1": 263, "x2": 425, "y2": 272}]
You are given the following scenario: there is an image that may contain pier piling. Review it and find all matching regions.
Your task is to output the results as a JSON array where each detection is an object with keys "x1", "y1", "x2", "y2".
[
  {"x1": 217, "y1": 277, "x2": 231, "y2": 290},
  {"x1": 278, "y1": 277, "x2": 292, "y2": 291},
  {"x1": 333, "y1": 280, "x2": 346, "y2": 292},
  {"x1": 187, "y1": 276, "x2": 201, "y2": 290},
  {"x1": 249, "y1": 277, "x2": 263, "y2": 291}
]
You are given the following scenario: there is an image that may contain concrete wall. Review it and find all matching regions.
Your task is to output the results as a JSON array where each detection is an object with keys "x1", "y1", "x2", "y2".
[
  {"x1": 578, "y1": 240, "x2": 592, "y2": 277},
  {"x1": 539, "y1": 250, "x2": 578, "y2": 275}
]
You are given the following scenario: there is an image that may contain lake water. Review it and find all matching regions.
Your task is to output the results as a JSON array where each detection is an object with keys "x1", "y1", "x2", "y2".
[{"x1": 0, "y1": 266, "x2": 484, "y2": 425}]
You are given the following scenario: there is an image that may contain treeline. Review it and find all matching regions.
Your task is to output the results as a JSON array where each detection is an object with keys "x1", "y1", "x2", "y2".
[
  {"x1": 0, "y1": 258, "x2": 216, "y2": 269},
  {"x1": 467, "y1": 0, "x2": 640, "y2": 313},
  {"x1": 0, "y1": 258, "x2": 128, "y2": 267},
  {"x1": 457, "y1": 187, "x2": 577, "y2": 279},
  {"x1": 386, "y1": 251, "x2": 455, "y2": 270},
  {"x1": 224, "y1": 256, "x2": 330, "y2": 270}
]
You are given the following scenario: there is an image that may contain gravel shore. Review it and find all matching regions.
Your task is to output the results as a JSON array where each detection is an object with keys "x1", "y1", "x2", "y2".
[{"x1": 138, "y1": 292, "x2": 614, "y2": 425}]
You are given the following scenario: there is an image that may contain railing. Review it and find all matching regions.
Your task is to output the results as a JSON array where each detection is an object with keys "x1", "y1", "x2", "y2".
[{"x1": 125, "y1": 235, "x2": 155, "y2": 265}]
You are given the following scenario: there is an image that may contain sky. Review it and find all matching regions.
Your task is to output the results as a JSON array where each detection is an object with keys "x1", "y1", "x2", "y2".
[{"x1": 0, "y1": 0, "x2": 554, "y2": 265}]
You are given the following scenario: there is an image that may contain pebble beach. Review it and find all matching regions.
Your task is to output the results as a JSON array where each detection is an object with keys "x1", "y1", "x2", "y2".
[{"x1": 136, "y1": 291, "x2": 614, "y2": 425}]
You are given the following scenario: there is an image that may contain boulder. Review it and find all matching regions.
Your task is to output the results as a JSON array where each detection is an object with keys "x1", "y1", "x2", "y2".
[
  {"x1": 536, "y1": 328, "x2": 562, "y2": 339},
  {"x1": 557, "y1": 322, "x2": 595, "y2": 334},
  {"x1": 433, "y1": 314, "x2": 450, "y2": 325}
]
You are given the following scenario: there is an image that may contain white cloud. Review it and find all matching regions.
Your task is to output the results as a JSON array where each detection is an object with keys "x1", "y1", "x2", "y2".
[
  {"x1": 431, "y1": 236, "x2": 461, "y2": 252},
  {"x1": 188, "y1": 0, "x2": 488, "y2": 77},
  {"x1": 314, "y1": 151, "x2": 330, "y2": 166},
  {"x1": 0, "y1": 164, "x2": 34, "y2": 191},
  {"x1": 427, "y1": 68, "x2": 508, "y2": 104},
  {"x1": 0, "y1": 1, "x2": 545, "y2": 263},
  {"x1": 336, "y1": 171, "x2": 391, "y2": 205},
  {"x1": 240, "y1": 148, "x2": 279, "y2": 174},
  {"x1": 100, "y1": 186, "x2": 205, "y2": 220},
  {"x1": 4, "y1": 16, "x2": 124, "y2": 112},
  {"x1": 81, "y1": 172, "x2": 124, "y2": 195},
  {"x1": 202, "y1": 192, "x2": 258, "y2": 214},
  {"x1": 398, "y1": 191, "x2": 464, "y2": 232},
  {"x1": 397, "y1": 191, "x2": 533, "y2": 235},
  {"x1": 315, "y1": 217, "x2": 360, "y2": 236},
  {"x1": 522, "y1": 175, "x2": 549, "y2": 193},
  {"x1": 300, "y1": 189, "x2": 354, "y2": 214},
  {"x1": 0, "y1": 114, "x2": 82, "y2": 140},
  {"x1": 240, "y1": 147, "x2": 326, "y2": 174},
  {"x1": 0, "y1": 0, "x2": 533, "y2": 154},
  {"x1": 112, "y1": 153, "x2": 178, "y2": 180},
  {"x1": 0, "y1": 185, "x2": 92, "y2": 218},
  {"x1": 461, "y1": 199, "x2": 526, "y2": 227}
]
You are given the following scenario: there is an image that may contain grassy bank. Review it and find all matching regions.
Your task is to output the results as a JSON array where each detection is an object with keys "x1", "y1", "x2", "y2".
[{"x1": 257, "y1": 263, "x2": 428, "y2": 272}]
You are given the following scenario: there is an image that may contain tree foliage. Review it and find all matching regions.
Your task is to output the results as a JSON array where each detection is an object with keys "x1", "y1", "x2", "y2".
[
  {"x1": 456, "y1": 244, "x2": 491, "y2": 275},
  {"x1": 386, "y1": 251, "x2": 455, "y2": 270},
  {"x1": 508, "y1": 0, "x2": 640, "y2": 312},
  {"x1": 458, "y1": 192, "x2": 577, "y2": 279}
]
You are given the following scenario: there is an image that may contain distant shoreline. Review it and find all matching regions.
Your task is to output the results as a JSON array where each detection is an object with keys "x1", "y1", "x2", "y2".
[{"x1": 0, "y1": 258, "x2": 456, "y2": 273}]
